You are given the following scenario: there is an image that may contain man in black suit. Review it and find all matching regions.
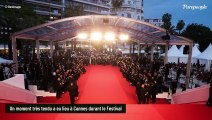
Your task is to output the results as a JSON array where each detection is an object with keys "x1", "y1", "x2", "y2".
[
  {"x1": 176, "y1": 66, "x2": 182, "y2": 82},
  {"x1": 136, "y1": 82, "x2": 141, "y2": 104},
  {"x1": 54, "y1": 71, "x2": 62, "y2": 99},
  {"x1": 0, "y1": 64, "x2": 4, "y2": 81},
  {"x1": 150, "y1": 81, "x2": 157, "y2": 104},
  {"x1": 165, "y1": 64, "x2": 170, "y2": 81},
  {"x1": 140, "y1": 84, "x2": 147, "y2": 104},
  {"x1": 145, "y1": 84, "x2": 150, "y2": 104},
  {"x1": 68, "y1": 82, "x2": 78, "y2": 104},
  {"x1": 207, "y1": 80, "x2": 212, "y2": 106},
  {"x1": 157, "y1": 74, "x2": 163, "y2": 93},
  {"x1": 171, "y1": 80, "x2": 178, "y2": 94}
]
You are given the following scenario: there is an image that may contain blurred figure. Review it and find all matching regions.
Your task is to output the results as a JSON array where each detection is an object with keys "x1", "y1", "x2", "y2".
[
  {"x1": 0, "y1": 64, "x2": 4, "y2": 81},
  {"x1": 171, "y1": 80, "x2": 177, "y2": 94},
  {"x1": 68, "y1": 82, "x2": 78, "y2": 104},
  {"x1": 206, "y1": 80, "x2": 212, "y2": 106},
  {"x1": 176, "y1": 66, "x2": 182, "y2": 82},
  {"x1": 136, "y1": 82, "x2": 141, "y2": 104},
  {"x1": 140, "y1": 84, "x2": 147, "y2": 104}
]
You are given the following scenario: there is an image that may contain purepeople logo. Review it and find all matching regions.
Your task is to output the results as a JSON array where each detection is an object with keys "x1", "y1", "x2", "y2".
[{"x1": 182, "y1": 4, "x2": 207, "y2": 10}]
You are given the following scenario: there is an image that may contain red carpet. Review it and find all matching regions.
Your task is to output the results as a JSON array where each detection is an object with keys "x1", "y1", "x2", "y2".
[
  {"x1": 1, "y1": 65, "x2": 212, "y2": 120},
  {"x1": 37, "y1": 65, "x2": 168, "y2": 104}
]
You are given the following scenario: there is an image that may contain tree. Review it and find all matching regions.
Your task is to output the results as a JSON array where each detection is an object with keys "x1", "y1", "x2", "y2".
[
  {"x1": 176, "y1": 20, "x2": 185, "y2": 35},
  {"x1": 0, "y1": 5, "x2": 45, "y2": 59},
  {"x1": 0, "y1": 5, "x2": 45, "y2": 32},
  {"x1": 111, "y1": 0, "x2": 123, "y2": 15},
  {"x1": 182, "y1": 23, "x2": 212, "y2": 52},
  {"x1": 162, "y1": 13, "x2": 172, "y2": 31},
  {"x1": 0, "y1": 16, "x2": 7, "y2": 27},
  {"x1": 64, "y1": 4, "x2": 84, "y2": 17}
]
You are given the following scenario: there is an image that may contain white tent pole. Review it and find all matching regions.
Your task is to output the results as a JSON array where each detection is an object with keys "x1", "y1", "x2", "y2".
[
  {"x1": 186, "y1": 43, "x2": 193, "y2": 89},
  {"x1": 164, "y1": 43, "x2": 168, "y2": 65},
  {"x1": 12, "y1": 36, "x2": 18, "y2": 73},
  {"x1": 50, "y1": 41, "x2": 53, "y2": 59},
  {"x1": 143, "y1": 44, "x2": 147, "y2": 57},
  {"x1": 36, "y1": 40, "x2": 40, "y2": 60},
  {"x1": 138, "y1": 42, "x2": 140, "y2": 56},
  {"x1": 151, "y1": 44, "x2": 154, "y2": 62}
]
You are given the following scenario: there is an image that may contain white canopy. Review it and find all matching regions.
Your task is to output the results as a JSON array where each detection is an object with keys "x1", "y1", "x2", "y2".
[
  {"x1": 195, "y1": 44, "x2": 212, "y2": 60},
  {"x1": 122, "y1": 50, "x2": 145, "y2": 54},
  {"x1": 161, "y1": 45, "x2": 187, "y2": 63},
  {"x1": 191, "y1": 44, "x2": 202, "y2": 64},
  {"x1": 0, "y1": 57, "x2": 13, "y2": 64},
  {"x1": 179, "y1": 45, "x2": 185, "y2": 54},
  {"x1": 195, "y1": 44, "x2": 212, "y2": 70},
  {"x1": 161, "y1": 45, "x2": 186, "y2": 57},
  {"x1": 168, "y1": 45, "x2": 186, "y2": 57},
  {"x1": 178, "y1": 44, "x2": 202, "y2": 64},
  {"x1": 192, "y1": 44, "x2": 201, "y2": 57},
  {"x1": 122, "y1": 50, "x2": 131, "y2": 54},
  {"x1": 179, "y1": 44, "x2": 201, "y2": 57}
]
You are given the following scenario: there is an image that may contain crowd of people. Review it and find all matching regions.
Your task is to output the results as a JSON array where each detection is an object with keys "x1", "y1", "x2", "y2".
[
  {"x1": 52, "y1": 53, "x2": 86, "y2": 100},
  {"x1": 0, "y1": 63, "x2": 15, "y2": 81},
  {"x1": 35, "y1": 49, "x2": 165, "y2": 104},
  {"x1": 17, "y1": 50, "x2": 87, "y2": 104},
  {"x1": 0, "y1": 48, "x2": 212, "y2": 105},
  {"x1": 164, "y1": 62, "x2": 212, "y2": 85},
  {"x1": 117, "y1": 57, "x2": 164, "y2": 104}
]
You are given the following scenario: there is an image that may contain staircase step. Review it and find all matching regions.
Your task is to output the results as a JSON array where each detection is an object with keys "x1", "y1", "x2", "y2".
[
  {"x1": 157, "y1": 92, "x2": 171, "y2": 99},
  {"x1": 29, "y1": 85, "x2": 56, "y2": 97}
]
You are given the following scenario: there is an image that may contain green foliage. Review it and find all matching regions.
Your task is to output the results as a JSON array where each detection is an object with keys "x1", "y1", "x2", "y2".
[
  {"x1": 0, "y1": 5, "x2": 45, "y2": 57},
  {"x1": 161, "y1": 13, "x2": 212, "y2": 52},
  {"x1": 0, "y1": 5, "x2": 45, "y2": 32},
  {"x1": 161, "y1": 13, "x2": 176, "y2": 34},
  {"x1": 176, "y1": 20, "x2": 185, "y2": 34},
  {"x1": 64, "y1": 4, "x2": 84, "y2": 17},
  {"x1": 162, "y1": 13, "x2": 172, "y2": 31},
  {"x1": 182, "y1": 23, "x2": 212, "y2": 51},
  {"x1": 112, "y1": 0, "x2": 123, "y2": 8},
  {"x1": 111, "y1": 0, "x2": 123, "y2": 15}
]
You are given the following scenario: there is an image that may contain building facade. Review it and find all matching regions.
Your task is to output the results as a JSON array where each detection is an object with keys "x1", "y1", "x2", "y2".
[
  {"x1": 0, "y1": 0, "x2": 65, "y2": 20},
  {"x1": 1, "y1": 0, "x2": 145, "y2": 21},
  {"x1": 24, "y1": 0, "x2": 65, "y2": 20},
  {"x1": 117, "y1": 0, "x2": 144, "y2": 21},
  {"x1": 66, "y1": 0, "x2": 144, "y2": 21},
  {"x1": 144, "y1": 19, "x2": 163, "y2": 27}
]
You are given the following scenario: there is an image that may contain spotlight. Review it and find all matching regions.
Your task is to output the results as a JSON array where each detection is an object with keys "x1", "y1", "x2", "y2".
[
  {"x1": 91, "y1": 32, "x2": 102, "y2": 41},
  {"x1": 77, "y1": 33, "x2": 88, "y2": 40},
  {"x1": 105, "y1": 32, "x2": 115, "y2": 41},
  {"x1": 119, "y1": 34, "x2": 129, "y2": 41}
]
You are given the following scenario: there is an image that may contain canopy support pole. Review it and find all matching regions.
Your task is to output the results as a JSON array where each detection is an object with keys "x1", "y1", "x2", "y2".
[
  {"x1": 50, "y1": 41, "x2": 53, "y2": 59},
  {"x1": 143, "y1": 44, "x2": 147, "y2": 57},
  {"x1": 36, "y1": 40, "x2": 40, "y2": 60},
  {"x1": 64, "y1": 41, "x2": 67, "y2": 52},
  {"x1": 186, "y1": 43, "x2": 193, "y2": 89},
  {"x1": 12, "y1": 36, "x2": 18, "y2": 73},
  {"x1": 151, "y1": 45, "x2": 154, "y2": 62},
  {"x1": 164, "y1": 43, "x2": 168, "y2": 65},
  {"x1": 138, "y1": 42, "x2": 140, "y2": 56},
  {"x1": 132, "y1": 43, "x2": 135, "y2": 54},
  {"x1": 129, "y1": 42, "x2": 132, "y2": 55}
]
